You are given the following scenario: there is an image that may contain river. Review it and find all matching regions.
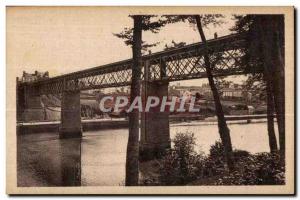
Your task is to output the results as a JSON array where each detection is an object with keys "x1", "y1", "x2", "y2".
[{"x1": 17, "y1": 121, "x2": 278, "y2": 186}]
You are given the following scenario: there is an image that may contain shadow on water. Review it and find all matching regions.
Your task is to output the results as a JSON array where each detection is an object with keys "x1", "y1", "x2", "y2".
[
  {"x1": 60, "y1": 138, "x2": 81, "y2": 186},
  {"x1": 17, "y1": 133, "x2": 82, "y2": 187}
]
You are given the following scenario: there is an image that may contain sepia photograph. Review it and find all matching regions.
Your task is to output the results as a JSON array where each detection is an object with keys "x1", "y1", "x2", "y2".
[{"x1": 6, "y1": 6, "x2": 295, "y2": 195}]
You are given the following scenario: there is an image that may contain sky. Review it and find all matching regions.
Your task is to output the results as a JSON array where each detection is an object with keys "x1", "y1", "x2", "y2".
[{"x1": 7, "y1": 7, "x2": 245, "y2": 87}]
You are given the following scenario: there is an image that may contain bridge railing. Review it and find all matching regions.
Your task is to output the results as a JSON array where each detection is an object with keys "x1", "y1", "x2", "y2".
[{"x1": 18, "y1": 33, "x2": 261, "y2": 94}]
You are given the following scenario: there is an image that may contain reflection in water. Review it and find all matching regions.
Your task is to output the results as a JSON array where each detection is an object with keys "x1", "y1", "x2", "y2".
[
  {"x1": 17, "y1": 122, "x2": 278, "y2": 186},
  {"x1": 60, "y1": 138, "x2": 81, "y2": 186},
  {"x1": 17, "y1": 134, "x2": 82, "y2": 186}
]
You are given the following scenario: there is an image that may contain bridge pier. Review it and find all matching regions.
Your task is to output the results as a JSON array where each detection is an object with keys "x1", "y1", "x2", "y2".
[
  {"x1": 140, "y1": 81, "x2": 171, "y2": 160},
  {"x1": 59, "y1": 91, "x2": 82, "y2": 139},
  {"x1": 16, "y1": 83, "x2": 26, "y2": 122}
]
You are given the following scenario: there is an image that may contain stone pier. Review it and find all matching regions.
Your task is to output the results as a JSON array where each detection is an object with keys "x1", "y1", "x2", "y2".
[
  {"x1": 140, "y1": 81, "x2": 171, "y2": 160},
  {"x1": 59, "y1": 91, "x2": 82, "y2": 139},
  {"x1": 16, "y1": 83, "x2": 26, "y2": 122}
]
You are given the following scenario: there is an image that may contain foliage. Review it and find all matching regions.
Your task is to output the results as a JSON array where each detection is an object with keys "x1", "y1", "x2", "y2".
[
  {"x1": 158, "y1": 134, "x2": 284, "y2": 186},
  {"x1": 214, "y1": 78, "x2": 233, "y2": 96},
  {"x1": 162, "y1": 15, "x2": 225, "y2": 30},
  {"x1": 114, "y1": 14, "x2": 225, "y2": 53},
  {"x1": 215, "y1": 152, "x2": 284, "y2": 185},
  {"x1": 231, "y1": 14, "x2": 284, "y2": 74},
  {"x1": 159, "y1": 132, "x2": 205, "y2": 185},
  {"x1": 230, "y1": 15, "x2": 268, "y2": 103},
  {"x1": 230, "y1": 15, "x2": 264, "y2": 73},
  {"x1": 201, "y1": 141, "x2": 227, "y2": 177},
  {"x1": 232, "y1": 15, "x2": 283, "y2": 158},
  {"x1": 201, "y1": 141, "x2": 284, "y2": 185},
  {"x1": 164, "y1": 40, "x2": 186, "y2": 51},
  {"x1": 242, "y1": 74, "x2": 267, "y2": 102},
  {"x1": 113, "y1": 15, "x2": 167, "y2": 53}
]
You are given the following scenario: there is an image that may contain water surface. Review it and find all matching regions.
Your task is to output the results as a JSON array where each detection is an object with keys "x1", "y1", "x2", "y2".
[{"x1": 17, "y1": 122, "x2": 278, "y2": 186}]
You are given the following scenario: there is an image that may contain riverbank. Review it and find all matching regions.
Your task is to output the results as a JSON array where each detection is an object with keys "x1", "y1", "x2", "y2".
[
  {"x1": 17, "y1": 115, "x2": 269, "y2": 134},
  {"x1": 17, "y1": 118, "x2": 128, "y2": 134}
]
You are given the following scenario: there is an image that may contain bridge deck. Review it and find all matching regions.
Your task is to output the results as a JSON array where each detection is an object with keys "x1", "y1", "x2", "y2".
[{"x1": 18, "y1": 33, "x2": 261, "y2": 94}]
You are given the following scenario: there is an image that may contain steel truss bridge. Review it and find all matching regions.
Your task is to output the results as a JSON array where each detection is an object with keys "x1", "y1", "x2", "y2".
[{"x1": 18, "y1": 33, "x2": 261, "y2": 95}]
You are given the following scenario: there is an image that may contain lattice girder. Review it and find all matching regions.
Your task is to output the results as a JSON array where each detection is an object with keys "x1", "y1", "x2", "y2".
[{"x1": 19, "y1": 33, "x2": 261, "y2": 95}]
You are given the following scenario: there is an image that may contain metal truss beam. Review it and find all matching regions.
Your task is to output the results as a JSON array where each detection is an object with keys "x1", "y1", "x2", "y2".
[{"x1": 19, "y1": 33, "x2": 262, "y2": 94}]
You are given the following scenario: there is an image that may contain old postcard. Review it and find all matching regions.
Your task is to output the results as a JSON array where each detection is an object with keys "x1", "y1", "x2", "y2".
[{"x1": 6, "y1": 6, "x2": 295, "y2": 195}]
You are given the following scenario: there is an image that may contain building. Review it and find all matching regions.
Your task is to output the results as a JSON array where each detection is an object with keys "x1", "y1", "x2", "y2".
[
  {"x1": 169, "y1": 85, "x2": 202, "y2": 96},
  {"x1": 222, "y1": 88, "x2": 243, "y2": 99},
  {"x1": 18, "y1": 70, "x2": 49, "y2": 83},
  {"x1": 169, "y1": 83, "x2": 253, "y2": 102}
]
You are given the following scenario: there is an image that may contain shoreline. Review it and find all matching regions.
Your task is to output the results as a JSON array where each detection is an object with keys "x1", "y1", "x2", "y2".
[{"x1": 16, "y1": 116, "x2": 270, "y2": 135}]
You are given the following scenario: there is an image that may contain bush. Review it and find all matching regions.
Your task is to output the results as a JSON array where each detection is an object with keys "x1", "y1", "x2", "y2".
[
  {"x1": 201, "y1": 141, "x2": 227, "y2": 177},
  {"x1": 215, "y1": 152, "x2": 285, "y2": 185},
  {"x1": 253, "y1": 153, "x2": 285, "y2": 184},
  {"x1": 158, "y1": 135, "x2": 285, "y2": 186},
  {"x1": 159, "y1": 132, "x2": 205, "y2": 185},
  {"x1": 203, "y1": 141, "x2": 284, "y2": 185}
]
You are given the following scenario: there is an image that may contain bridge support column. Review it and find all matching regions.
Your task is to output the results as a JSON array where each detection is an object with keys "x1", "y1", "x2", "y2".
[
  {"x1": 140, "y1": 81, "x2": 171, "y2": 160},
  {"x1": 16, "y1": 83, "x2": 26, "y2": 122},
  {"x1": 59, "y1": 91, "x2": 82, "y2": 139}
]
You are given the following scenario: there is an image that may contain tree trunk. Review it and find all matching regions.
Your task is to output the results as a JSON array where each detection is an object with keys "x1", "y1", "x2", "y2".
[
  {"x1": 265, "y1": 77, "x2": 278, "y2": 153},
  {"x1": 272, "y1": 16, "x2": 285, "y2": 163},
  {"x1": 125, "y1": 15, "x2": 142, "y2": 186},
  {"x1": 258, "y1": 16, "x2": 285, "y2": 163},
  {"x1": 194, "y1": 15, "x2": 235, "y2": 171}
]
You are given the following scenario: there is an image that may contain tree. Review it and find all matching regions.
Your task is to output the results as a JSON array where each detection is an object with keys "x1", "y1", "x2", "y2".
[
  {"x1": 232, "y1": 15, "x2": 284, "y2": 161},
  {"x1": 115, "y1": 15, "x2": 166, "y2": 186},
  {"x1": 194, "y1": 15, "x2": 235, "y2": 171},
  {"x1": 114, "y1": 15, "x2": 166, "y2": 54},
  {"x1": 265, "y1": 77, "x2": 278, "y2": 153},
  {"x1": 164, "y1": 40, "x2": 186, "y2": 50},
  {"x1": 160, "y1": 15, "x2": 235, "y2": 171},
  {"x1": 123, "y1": 15, "x2": 142, "y2": 186},
  {"x1": 258, "y1": 16, "x2": 285, "y2": 163},
  {"x1": 215, "y1": 78, "x2": 233, "y2": 98},
  {"x1": 244, "y1": 74, "x2": 278, "y2": 152}
]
